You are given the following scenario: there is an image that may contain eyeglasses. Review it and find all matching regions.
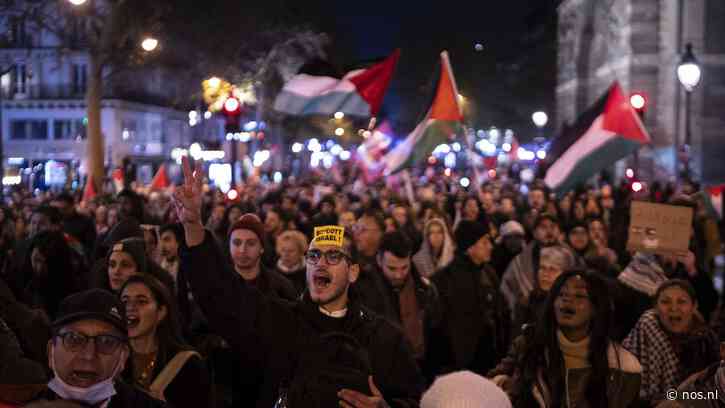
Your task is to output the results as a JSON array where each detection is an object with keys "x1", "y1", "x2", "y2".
[
  {"x1": 56, "y1": 331, "x2": 126, "y2": 355},
  {"x1": 305, "y1": 249, "x2": 350, "y2": 266}
]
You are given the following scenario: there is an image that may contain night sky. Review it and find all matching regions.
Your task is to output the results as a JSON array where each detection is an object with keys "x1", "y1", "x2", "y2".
[
  {"x1": 310, "y1": 0, "x2": 561, "y2": 141},
  {"x1": 174, "y1": 0, "x2": 560, "y2": 142}
]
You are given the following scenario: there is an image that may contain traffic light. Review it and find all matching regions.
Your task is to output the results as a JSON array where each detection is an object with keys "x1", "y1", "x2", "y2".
[
  {"x1": 629, "y1": 92, "x2": 647, "y2": 119},
  {"x1": 223, "y1": 97, "x2": 242, "y2": 134}
]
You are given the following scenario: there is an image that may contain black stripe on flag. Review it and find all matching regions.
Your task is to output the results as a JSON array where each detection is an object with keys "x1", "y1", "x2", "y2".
[{"x1": 546, "y1": 86, "x2": 611, "y2": 166}]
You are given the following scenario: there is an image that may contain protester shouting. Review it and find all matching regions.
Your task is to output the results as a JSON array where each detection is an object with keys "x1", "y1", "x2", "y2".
[{"x1": 173, "y1": 156, "x2": 424, "y2": 408}]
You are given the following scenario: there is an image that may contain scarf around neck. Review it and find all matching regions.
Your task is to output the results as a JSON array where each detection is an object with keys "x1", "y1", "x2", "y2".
[{"x1": 557, "y1": 330, "x2": 591, "y2": 369}]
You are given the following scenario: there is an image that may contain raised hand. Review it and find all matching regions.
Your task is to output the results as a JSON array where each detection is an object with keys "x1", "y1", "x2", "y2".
[
  {"x1": 173, "y1": 155, "x2": 204, "y2": 225},
  {"x1": 172, "y1": 155, "x2": 205, "y2": 246}
]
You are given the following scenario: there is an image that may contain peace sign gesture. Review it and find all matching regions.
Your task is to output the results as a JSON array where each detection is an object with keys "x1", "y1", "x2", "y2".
[{"x1": 172, "y1": 155, "x2": 205, "y2": 246}]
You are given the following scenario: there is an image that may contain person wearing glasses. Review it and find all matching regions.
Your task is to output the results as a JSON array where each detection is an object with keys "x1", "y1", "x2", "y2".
[
  {"x1": 30, "y1": 288, "x2": 163, "y2": 407},
  {"x1": 172, "y1": 156, "x2": 423, "y2": 408}
]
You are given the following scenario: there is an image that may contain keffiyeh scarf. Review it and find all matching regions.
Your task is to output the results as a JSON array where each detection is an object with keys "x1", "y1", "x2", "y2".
[{"x1": 623, "y1": 309, "x2": 680, "y2": 401}]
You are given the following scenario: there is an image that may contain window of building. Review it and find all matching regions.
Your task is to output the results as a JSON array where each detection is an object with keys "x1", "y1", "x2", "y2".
[
  {"x1": 72, "y1": 64, "x2": 87, "y2": 95},
  {"x1": 121, "y1": 119, "x2": 137, "y2": 141},
  {"x1": 9, "y1": 17, "x2": 27, "y2": 46},
  {"x1": 14, "y1": 64, "x2": 27, "y2": 94},
  {"x1": 53, "y1": 119, "x2": 87, "y2": 140},
  {"x1": 11, "y1": 119, "x2": 48, "y2": 140}
]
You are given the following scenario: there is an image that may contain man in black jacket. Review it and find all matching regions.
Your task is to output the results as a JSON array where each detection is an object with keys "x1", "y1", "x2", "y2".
[
  {"x1": 173, "y1": 157, "x2": 424, "y2": 408},
  {"x1": 30, "y1": 289, "x2": 163, "y2": 408},
  {"x1": 432, "y1": 220, "x2": 511, "y2": 376},
  {"x1": 375, "y1": 231, "x2": 449, "y2": 383}
]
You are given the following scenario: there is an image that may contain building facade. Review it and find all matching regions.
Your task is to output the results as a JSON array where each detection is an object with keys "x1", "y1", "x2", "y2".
[
  {"x1": 0, "y1": 11, "x2": 202, "y2": 189},
  {"x1": 557, "y1": 0, "x2": 725, "y2": 183}
]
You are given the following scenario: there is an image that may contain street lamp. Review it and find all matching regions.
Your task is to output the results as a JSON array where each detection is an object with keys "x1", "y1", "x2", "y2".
[
  {"x1": 532, "y1": 111, "x2": 548, "y2": 128},
  {"x1": 532, "y1": 111, "x2": 548, "y2": 142},
  {"x1": 141, "y1": 37, "x2": 159, "y2": 52},
  {"x1": 67, "y1": 0, "x2": 88, "y2": 5},
  {"x1": 677, "y1": 43, "x2": 701, "y2": 178}
]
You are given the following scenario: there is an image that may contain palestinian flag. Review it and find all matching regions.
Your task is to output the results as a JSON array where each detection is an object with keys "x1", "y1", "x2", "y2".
[
  {"x1": 544, "y1": 82, "x2": 651, "y2": 194},
  {"x1": 706, "y1": 184, "x2": 725, "y2": 219},
  {"x1": 112, "y1": 168, "x2": 124, "y2": 192},
  {"x1": 82, "y1": 175, "x2": 97, "y2": 202},
  {"x1": 381, "y1": 51, "x2": 463, "y2": 174},
  {"x1": 273, "y1": 49, "x2": 399, "y2": 117},
  {"x1": 149, "y1": 164, "x2": 169, "y2": 190}
]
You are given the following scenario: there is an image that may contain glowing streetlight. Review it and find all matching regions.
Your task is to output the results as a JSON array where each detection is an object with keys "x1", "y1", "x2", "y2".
[
  {"x1": 334, "y1": 111, "x2": 344, "y2": 120},
  {"x1": 532, "y1": 111, "x2": 548, "y2": 128},
  {"x1": 67, "y1": 0, "x2": 88, "y2": 5},
  {"x1": 629, "y1": 94, "x2": 646, "y2": 110},
  {"x1": 141, "y1": 37, "x2": 159, "y2": 52},
  {"x1": 335, "y1": 127, "x2": 345, "y2": 136},
  {"x1": 207, "y1": 77, "x2": 221, "y2": 89}
]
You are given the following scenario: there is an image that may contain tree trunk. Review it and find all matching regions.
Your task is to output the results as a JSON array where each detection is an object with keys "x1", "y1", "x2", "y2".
[{"x1": 86, "y1": 53, "x2": 104, "y2": 192}]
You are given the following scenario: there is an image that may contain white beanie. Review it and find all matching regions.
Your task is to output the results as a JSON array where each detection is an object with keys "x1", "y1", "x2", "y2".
[{"x1": 421, "y1": 371, "x2": 512, "y2": 408}]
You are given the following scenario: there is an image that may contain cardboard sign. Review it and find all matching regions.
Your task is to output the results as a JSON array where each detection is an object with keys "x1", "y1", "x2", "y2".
[
  {"x1": 312, "y1": 226, "x2": 345, "y2": 247},
  {"x1": 626, "y1": 201, "x2": 693, "y2": 255}
]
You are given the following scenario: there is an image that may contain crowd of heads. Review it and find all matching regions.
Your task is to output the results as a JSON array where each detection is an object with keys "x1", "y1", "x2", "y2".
[{"x1": 1, "y1": 169, "x2": 724, "y2": 407}]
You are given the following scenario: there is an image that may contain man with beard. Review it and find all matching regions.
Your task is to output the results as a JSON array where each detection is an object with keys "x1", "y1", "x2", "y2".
[
  {"x1": 376, "y1": 231, "x2": 446, "y2": 382},
  {"x1": 158, "y1": 223, "x2": 183, "y2": 285},
  {"x1": 173, "y1": 157, "x2": 423, "y2": 408},
  {"x1": 500, "y1": 214, "x2": 564, "y2": 312}
]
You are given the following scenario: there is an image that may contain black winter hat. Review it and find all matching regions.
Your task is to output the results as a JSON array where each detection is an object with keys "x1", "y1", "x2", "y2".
[
  {"x1": 455, "y1": 221, "x2": 491, "y2": 253},
  {"x1": 52, "y1": 289, "x2": 127, "y2": 337},
  {"x1": 109, "y1": 237, "x2": 148, "y2": 273}
]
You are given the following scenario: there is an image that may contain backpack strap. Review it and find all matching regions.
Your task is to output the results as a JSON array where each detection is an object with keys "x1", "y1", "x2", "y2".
[{"x1": 149, "y1": 350, "x2": 200, "y2": 400}]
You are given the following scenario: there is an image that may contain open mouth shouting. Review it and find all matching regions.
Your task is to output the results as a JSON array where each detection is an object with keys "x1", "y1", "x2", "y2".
[
  {"x1": 312, "y1": 271, "x2": 332, "y2": 291},
  {"x1": 126, "y1": 315, "x2": 140, "y2": 331},
  {"x1": 557, "y1": 305, "x2": 578, "y2": 321},
  {"x1": 69, "y1": 369, "x2": 100, "y2": 386}
]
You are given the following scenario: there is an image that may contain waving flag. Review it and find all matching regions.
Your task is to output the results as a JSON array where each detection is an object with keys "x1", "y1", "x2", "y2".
[
  {"x1": 274, "y1": 49, "x2": 399, "y2": 117},
  {"x1": 381, "y1": 51, "x2": 463, "y2": 174},
  {"x1": 544, "y1": 82, "x2": 651, "y2": 194},
  {"x1": 82, "y1": 175, "x2": 97, "y2": 202},
  {"x1": 149, "y1": 164, "x2": 169, "y2": 191}
]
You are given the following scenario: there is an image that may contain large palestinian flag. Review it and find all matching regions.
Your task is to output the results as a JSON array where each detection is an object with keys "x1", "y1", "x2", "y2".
[
  {"x1": 273, "y1": 49, "x2": 399, "y2": 117},
  {"x1": 381, "y1": 51, "x2": 463, "y2": 174},
  {"x1": 544, "y1": 82, "x2": 651, "y2": 193}
]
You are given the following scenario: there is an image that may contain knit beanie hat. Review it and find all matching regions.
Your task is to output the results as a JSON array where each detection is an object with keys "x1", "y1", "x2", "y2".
[
  {"x1": 455, "y1": 221, "x2": 490, "y2": 254},
  {"x1": 421, "y1": 371, "x2": 512, "y2": 408},
  {"x1": 109, "y1": 237, "x2": 147, "y2": 273},
  {"x1": 229, "y1": 213, "x2": 265, "y2": 242}
]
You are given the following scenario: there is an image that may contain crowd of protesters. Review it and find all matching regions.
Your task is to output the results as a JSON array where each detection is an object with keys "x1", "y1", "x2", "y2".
[{"x1": 2, "y1": 160, "x2": 725, "y2": 408}]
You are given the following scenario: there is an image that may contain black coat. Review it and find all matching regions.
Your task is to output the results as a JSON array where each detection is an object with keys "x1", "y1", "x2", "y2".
[
  {"x1": 180, "y1": 231, "x2": 424, "y2": 408},
  {"x1": 432, "y1": 254, "x2": 511, "y2": 376},
  {"x1": 350, "y1": 256, "x2": 395, "y2": 318},
  {"x1": 377, "y1": 265, "x2": 450, "y2": 383}
]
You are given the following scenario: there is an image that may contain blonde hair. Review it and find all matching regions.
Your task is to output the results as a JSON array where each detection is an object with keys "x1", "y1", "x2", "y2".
[{"x1": 276, "y1": 230, "x2": 308, "y2": 254}]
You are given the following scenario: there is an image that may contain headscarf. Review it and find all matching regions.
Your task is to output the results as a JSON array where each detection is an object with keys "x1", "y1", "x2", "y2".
[
  {"x1": 623, "y1": 309, "x2": 680, "y2": 401},
  {"x1": 413, "y1": 218, "x2": 455, "y2": 278}
]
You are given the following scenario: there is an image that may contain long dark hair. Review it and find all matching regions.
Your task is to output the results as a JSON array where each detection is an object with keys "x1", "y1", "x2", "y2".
[
  {"x1": 23, "y1": 231, "x2": 82, "y2": 319},
  {"x1": 520, "y1": 269, "x2": 612, "y2": 408},
  {"x1": 120, "y1": 274, "x2": 190, "y2": 375}
]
